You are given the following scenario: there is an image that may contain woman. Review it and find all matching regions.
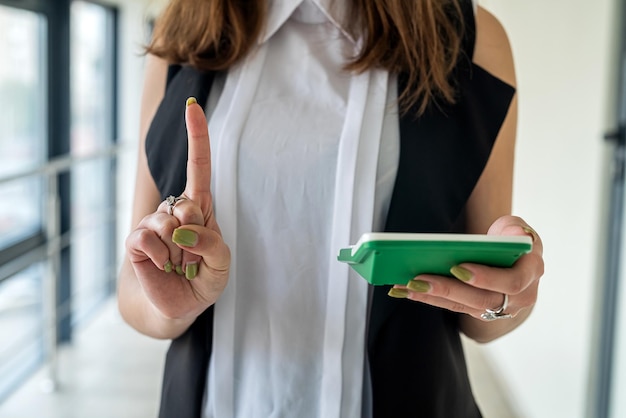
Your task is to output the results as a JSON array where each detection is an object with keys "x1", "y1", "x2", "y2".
[{"x1": 118, "y1": 0, "x2": 544, "y2": 416}]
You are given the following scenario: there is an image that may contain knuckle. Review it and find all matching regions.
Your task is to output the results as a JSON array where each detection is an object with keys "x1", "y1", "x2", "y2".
[
  {"x1": 176, "y1": 205, "x2": 204, "y2": 226},
  {"x1": 534, "y1": 254, "x2": 545, "y2": 278},
  {"x1": 124, "y1": 235, "x2": 135, "y2": 252},
  {"x1": 506, "y1": 275, "x2": 526, "y2": 295},
  {"x1": 157, "y1": 200, "x2": 169, "y2": 213},
  {"x1": 450, "y1": 302, "x2": 468, "y2": 314},
  {"x1": 134, "y1": 228, "x2": 154, "y2": 247},
  {"x1": 189, "y1": 156, "x2": 211, "y2": 167},
  {"x1": 506, "y1": 253, "x2": 543, "y2": 295},
  {"x1": 157, "y1": 221, "x2": 177, "y2": 240},
  {"x1": 220, "y1": 243, "x2": 232, "y2": 266},
  {"x1": 437, "y1": 283, "x2": 451, "y2": 298},
  {"x1": 478, "y1": 293, "x2": 497, "y2": 310},
  {"x1": 206, "y1": 231, "x2": 225, "y2": 254},
  {"x1": 517, "y1": 286, "x2": 538, "y2": 308}
]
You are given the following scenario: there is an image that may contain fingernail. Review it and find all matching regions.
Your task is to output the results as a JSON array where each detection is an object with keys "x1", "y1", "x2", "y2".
[
  {"x1": 388, "y1": 288, "x2": 409, "y2": 299},
  {"x1": 407, "y1": 280, "x2": 430, "y2": 293},
  {"x1": 175, "y1": 265, "x2": 184, "y2": 276},
  {"x1": 164, "y1": 260, "x2": 173, "y2": 273},
  {"x1": 450, "y1": 265, "x2": 473, "y2": 282},
  {"x1": 185, "y1": 262, "x2": 198, "y2": 280},
  {"x1": 186, "y1": 97, "x2": 197, "y2": 107},
  {"x1": 172, "y1": 228, "x2": 198, "y2": 247},
  {"x1": 522, "y1": 226, "x2": 538, "y2": 243}
]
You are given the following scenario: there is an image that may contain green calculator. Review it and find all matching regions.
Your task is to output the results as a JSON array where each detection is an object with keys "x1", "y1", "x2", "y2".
[{"x1": 337, "y1": 233, "x2": 532, "y2": 286}]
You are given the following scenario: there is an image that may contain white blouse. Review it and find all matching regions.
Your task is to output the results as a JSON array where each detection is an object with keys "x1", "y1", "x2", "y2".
[{"x1": 202, "y1": 1, "x2": 400, "y2": 416}]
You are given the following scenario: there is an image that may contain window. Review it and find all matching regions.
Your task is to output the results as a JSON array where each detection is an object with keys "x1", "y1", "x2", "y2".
[
  {"x1": 0, "y1": 5, "x2": 46, "y2": 253},
  {"x1": 0, "y1": 0, "x2": 118, "y2": 402},
  {"x1": 0, "y1": 5, "x2": 47, "y2": 403},
  {"x1": 0, "y1": 264, "x2": 45, "y2": 400},
  {"x1": 69, "y1": 0, "x2": 117, "y2": 324}
]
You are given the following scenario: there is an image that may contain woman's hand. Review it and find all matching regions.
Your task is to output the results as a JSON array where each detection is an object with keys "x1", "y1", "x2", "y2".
[
  {"x1": 389, "y1": 215, "x2": 544, "y2": 342},
  {"x1": 125, "y1": 98, "x2": 231, "y2": 322}
]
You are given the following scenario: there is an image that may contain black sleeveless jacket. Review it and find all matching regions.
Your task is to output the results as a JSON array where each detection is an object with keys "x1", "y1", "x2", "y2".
[{"x1": 145, "y1": 2, "x2": 515, "y2": 416}]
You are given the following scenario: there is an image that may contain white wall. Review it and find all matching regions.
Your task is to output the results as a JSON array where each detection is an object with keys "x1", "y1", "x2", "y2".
[{"x1": 478, "y1": 0, "x2": 620, "y2": 417}]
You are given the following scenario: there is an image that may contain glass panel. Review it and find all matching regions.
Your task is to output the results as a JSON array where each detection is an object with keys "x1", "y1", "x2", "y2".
[
  {"x1": 70, "y1": 2, "x2": 116, "y2": 323},
  {"x1": 0, "y1": 6, "x2": 46, "y2": 250},
  {"x1": 0, "y1": 263, "x2": 45, "y2": 403},
  {"x1": 70, "y1": 1, "x2": 114, "y2": 155},
  {"x1": 70, "y1": 159, "x2": 114, "y2": 323}
]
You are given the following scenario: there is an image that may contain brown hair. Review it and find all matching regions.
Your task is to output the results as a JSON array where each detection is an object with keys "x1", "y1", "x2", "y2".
[{"x1": 148, "y1": 0, "x2": 466, "y2": 115}]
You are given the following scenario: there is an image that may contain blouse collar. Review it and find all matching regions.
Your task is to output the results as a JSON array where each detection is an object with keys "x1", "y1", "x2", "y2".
[{"x1": 259, "y1": 0, "x2": 355, "y2": 45}]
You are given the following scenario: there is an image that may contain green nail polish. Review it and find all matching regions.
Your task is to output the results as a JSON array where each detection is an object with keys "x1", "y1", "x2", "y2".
[
  {"x1": 186, "y1": 97, "x2": 197, "y2": 107},
  {"x1": 175, "y1": 265, "x2": 184, "y2": 275},
  {"x1": 164, "y1": 260, "x2": 173, "y2": 273},
  {"x1": 407, "y1": 280, "x2": 430, "y2": 293},
  {"x1": 450, "y1": 266, "x2": 473, "y2": 282},
  {"x1": 185, "y1": 262, "x2": 198, "y2": 280},
  {"x1": 172, "y1": 228, "x2": 198, "y2": 247},
  {"x1": 388, "y1": 288, "x2": 409, "y2": 299}
]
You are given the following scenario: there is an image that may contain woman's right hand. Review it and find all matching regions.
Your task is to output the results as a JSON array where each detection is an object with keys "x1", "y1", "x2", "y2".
[{"x1": 124, "y1": 97, "x2": 230, "y2": 322}]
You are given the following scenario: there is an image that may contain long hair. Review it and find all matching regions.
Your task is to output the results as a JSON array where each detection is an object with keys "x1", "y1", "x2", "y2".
[{"x1": 148, "y1": 0, "x2": 466, "y2": 115}]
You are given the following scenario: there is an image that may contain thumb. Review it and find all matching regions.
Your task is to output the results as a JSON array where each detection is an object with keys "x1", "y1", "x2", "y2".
[
  {"x1": 172, "y1": 224, "x2": 231, "y2": 270},
  {"x1": 488, "y1": 215, "x2": 543, "y2": 256}
]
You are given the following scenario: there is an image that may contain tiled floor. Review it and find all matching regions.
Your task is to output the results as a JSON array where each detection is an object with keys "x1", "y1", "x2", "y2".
[
  {"x1": 0, "y1": 299, "x2": 169, "y2": 418},
  {"x1": 0, "y1": 299, "x2": 518, "y2": 418}
]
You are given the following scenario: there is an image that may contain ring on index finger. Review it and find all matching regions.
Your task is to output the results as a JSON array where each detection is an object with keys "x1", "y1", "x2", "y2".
[{"x1": 165, "y1": 195, "x2": 187, "y2": 216}]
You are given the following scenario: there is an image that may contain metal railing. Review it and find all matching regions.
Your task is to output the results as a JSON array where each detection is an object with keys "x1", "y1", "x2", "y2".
[{"x1": 0, "y1": 144, "x2": 125, "y2": 394}]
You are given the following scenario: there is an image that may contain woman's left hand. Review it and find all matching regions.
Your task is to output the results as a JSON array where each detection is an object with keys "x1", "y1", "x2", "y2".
[{"x1": 390, "y1": 215, "x2": 544, "y2": 340}]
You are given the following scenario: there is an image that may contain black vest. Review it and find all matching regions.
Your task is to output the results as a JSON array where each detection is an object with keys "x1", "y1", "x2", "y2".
[{"x1": 145, "y1": 2, "x2": 514, "y2": 416}]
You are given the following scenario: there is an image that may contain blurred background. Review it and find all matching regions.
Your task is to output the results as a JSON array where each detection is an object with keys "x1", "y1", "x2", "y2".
[{"x1": 0, "y1": 0, "x2": 624, "y2": 417}]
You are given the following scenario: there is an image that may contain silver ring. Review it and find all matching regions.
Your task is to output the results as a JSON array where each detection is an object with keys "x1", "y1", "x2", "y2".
[
  {"x1": 481, "y1": 294, "x2": 512, "y2": 321},
  {"x1": 165, "y1": 195, "x2": 187, "y2": 216}
]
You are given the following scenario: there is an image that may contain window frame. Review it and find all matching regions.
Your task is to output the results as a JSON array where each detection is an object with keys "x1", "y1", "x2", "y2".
[{"x1": 0, "y1": 0, "x2": 67, "y2": 283}]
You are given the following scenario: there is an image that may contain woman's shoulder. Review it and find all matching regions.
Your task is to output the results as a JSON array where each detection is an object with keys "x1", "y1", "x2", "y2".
[{"x1": 473, "y1": 6, "x2": 516, "y2": 88}]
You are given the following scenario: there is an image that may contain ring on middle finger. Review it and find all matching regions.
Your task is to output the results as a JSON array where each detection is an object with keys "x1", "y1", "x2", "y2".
[{"x1": 481, "y1": 293, "x2": 512, "y2": 321}]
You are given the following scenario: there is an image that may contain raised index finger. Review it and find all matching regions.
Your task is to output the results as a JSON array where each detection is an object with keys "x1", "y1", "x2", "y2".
[{"x1": 184, "y1": 97, "x2": 212, "y2": 212}]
